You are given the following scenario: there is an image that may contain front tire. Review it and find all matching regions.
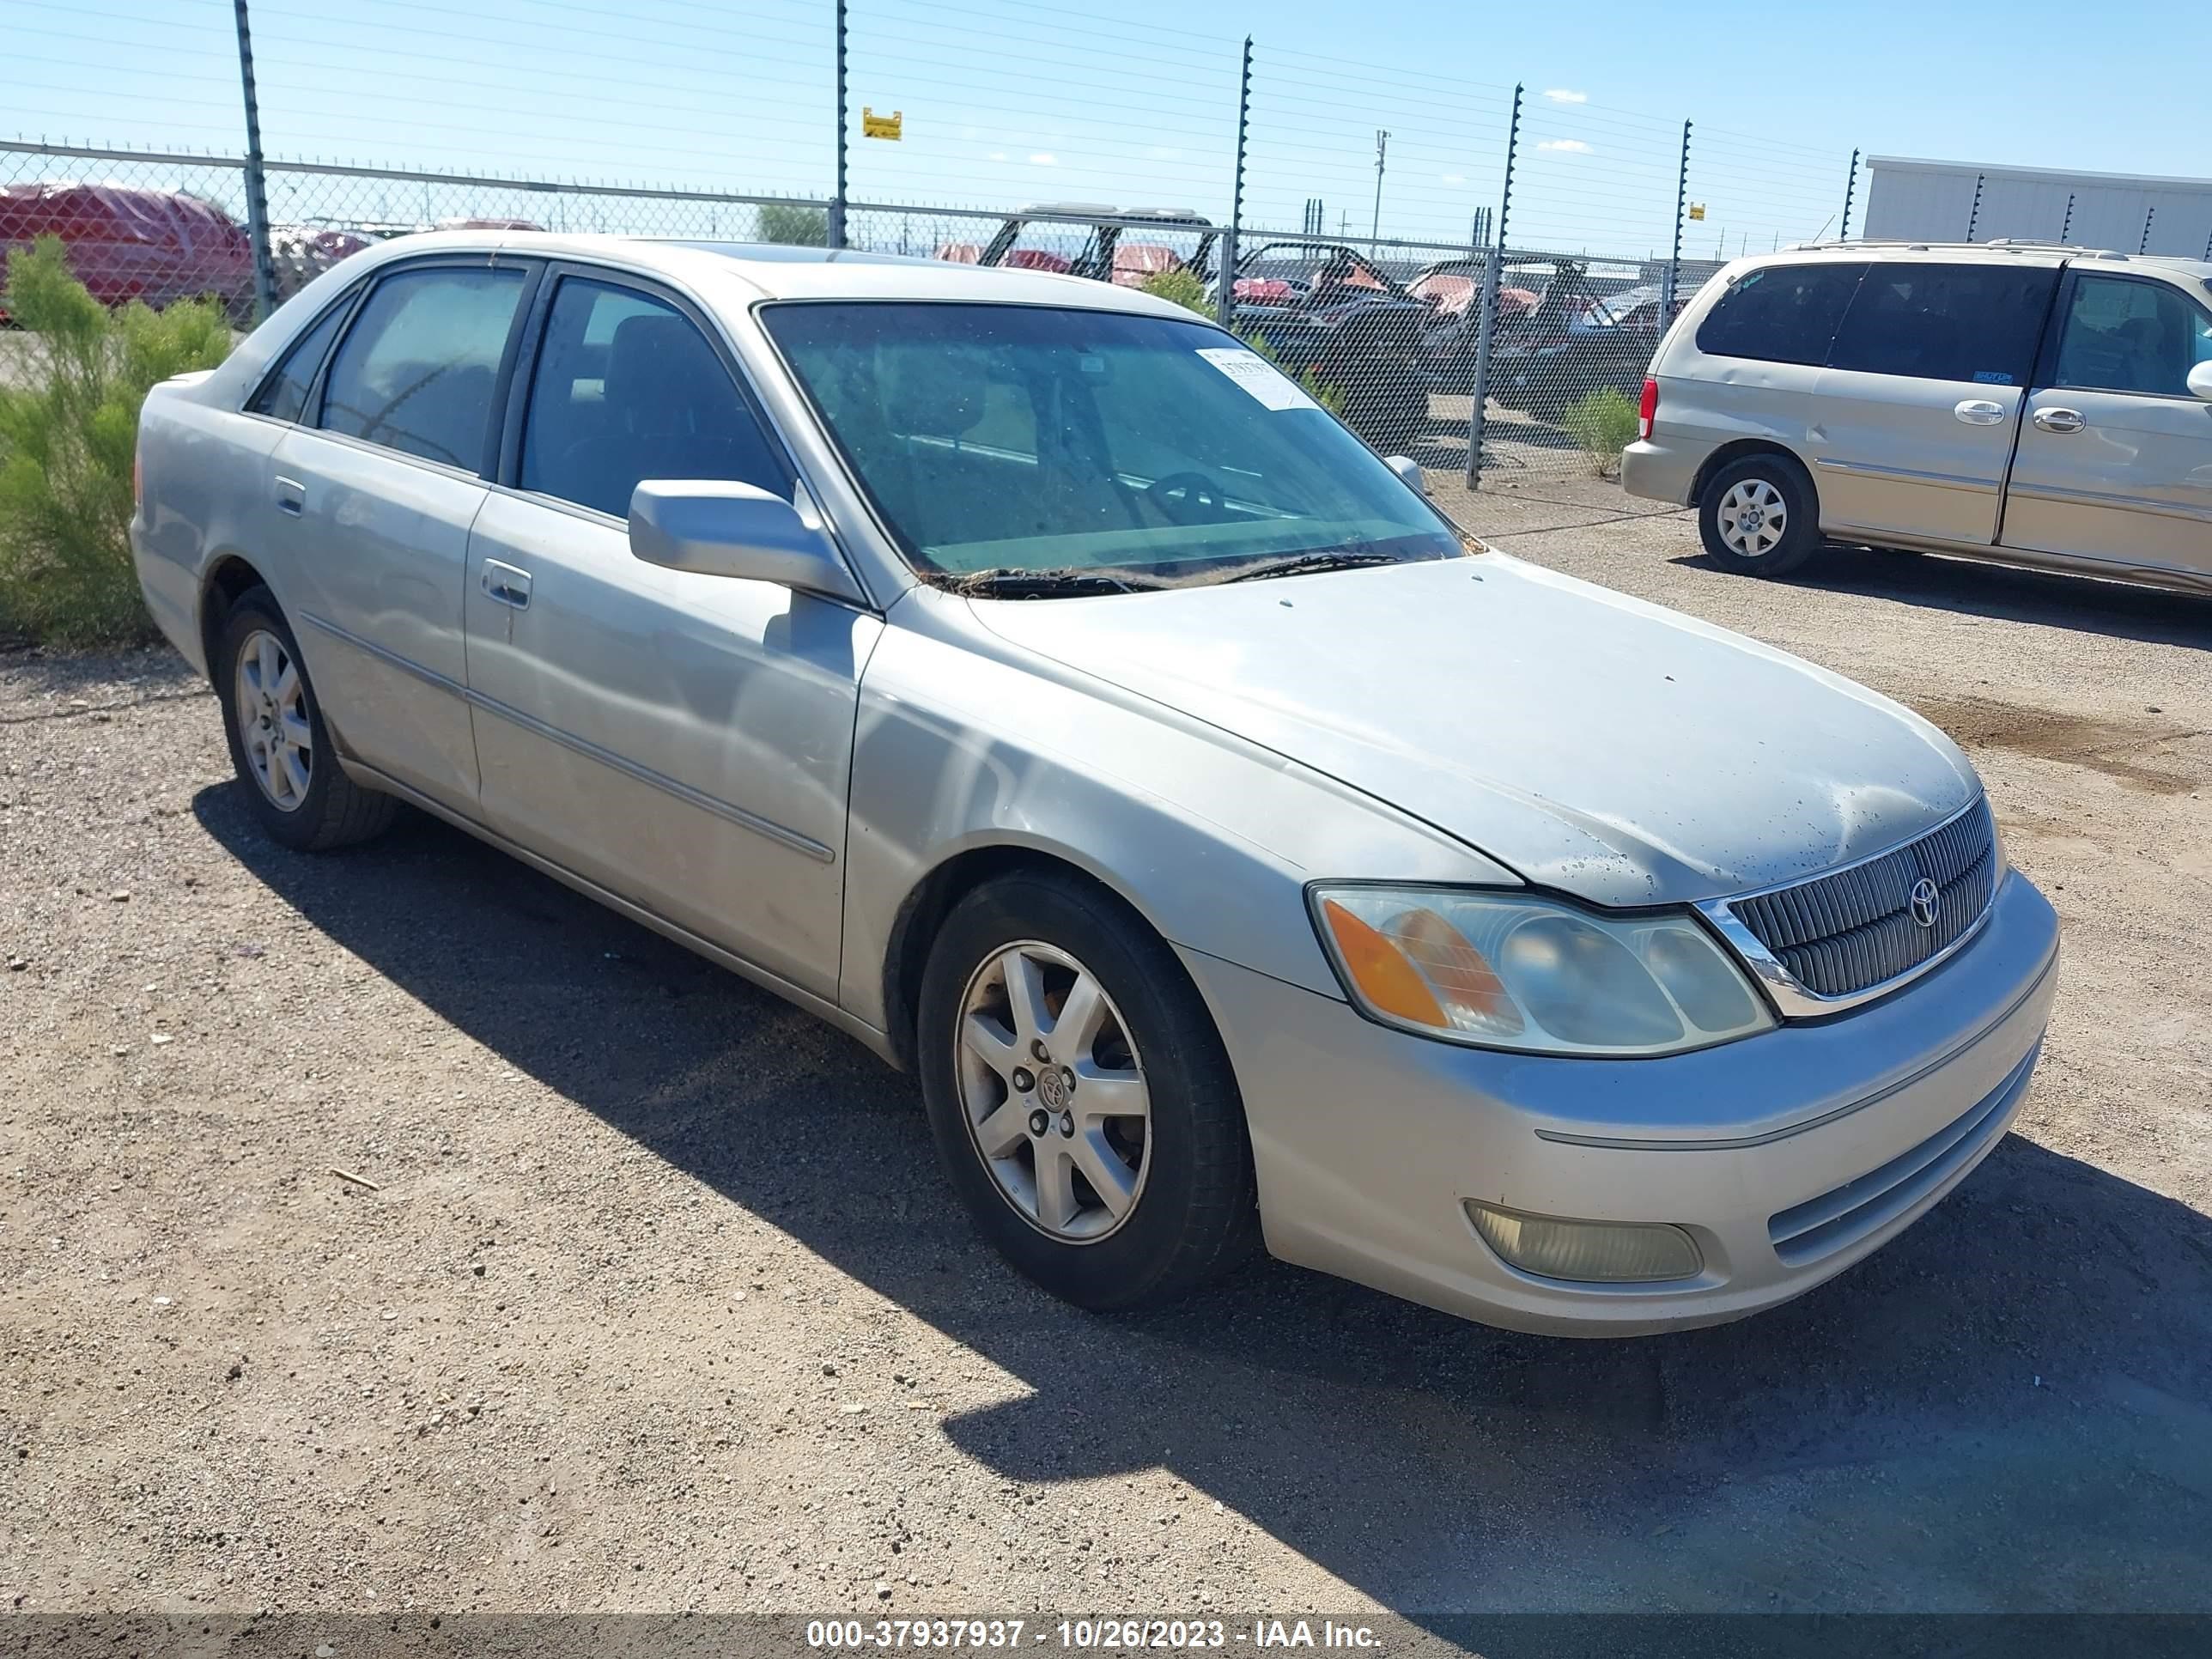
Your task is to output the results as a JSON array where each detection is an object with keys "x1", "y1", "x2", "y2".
[
  {"x1": 1698, "y1": 453, "x2": 1822, "y2": 577},
  {"x1": 215, "y1": 587, "x2": 396, "y2": 851},
  {"x1": 917, "y1": 872, "x2": 1259, "y2": 1311}
]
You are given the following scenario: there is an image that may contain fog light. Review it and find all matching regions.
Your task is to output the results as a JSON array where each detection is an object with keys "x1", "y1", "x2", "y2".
[{"x1": 1464, "y1": 1200, "x2": 1703, "y2": 1283}]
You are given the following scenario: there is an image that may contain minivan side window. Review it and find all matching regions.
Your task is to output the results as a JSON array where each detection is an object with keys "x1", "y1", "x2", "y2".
[
  {"x1": 248, "y1": 299, "x2": 349, "y2": 423},
  {"x1": 1826, "y1": 263, "x2": 2057, "y2": 386},
  {"x1": 2052, "y1": 275, "x2": 2212, "y2": 398},
  {"x1": 518, "y1": 276, "x2": 789, "y2": 520},
  {"x1": 1694, "y1": 263, "x2": 1866, "y2": 366},
  {"x1": 317, "y1": 265, "x2": 527, "y2": 469}
]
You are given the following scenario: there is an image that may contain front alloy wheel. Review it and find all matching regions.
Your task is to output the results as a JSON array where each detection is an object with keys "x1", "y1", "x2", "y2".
[{"x1": 956, "y1": 940, "x2": 1152, "y2": 1242}]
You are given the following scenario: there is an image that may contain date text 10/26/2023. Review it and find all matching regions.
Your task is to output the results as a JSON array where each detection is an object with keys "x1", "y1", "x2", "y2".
[{"x1": 805, "y1": 1621, "x2": 1385, "y2": 1651}]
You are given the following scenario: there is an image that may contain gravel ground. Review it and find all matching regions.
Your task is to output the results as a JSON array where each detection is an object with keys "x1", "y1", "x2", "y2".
[{"x1": 5, "y1": 494, "x2": 2212, "y2": 1623}]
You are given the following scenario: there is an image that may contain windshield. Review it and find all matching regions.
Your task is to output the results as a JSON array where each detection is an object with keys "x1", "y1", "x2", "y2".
[{"x1": 762, "y1": 301, "x2": 1462, "y2": 586}]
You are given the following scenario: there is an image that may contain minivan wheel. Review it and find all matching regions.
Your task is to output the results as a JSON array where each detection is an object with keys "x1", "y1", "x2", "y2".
[
  {"x1": 1699, "y1": 454, "x2": 1821, "y2": 576},
  {"x1": 917, "y1": 872, "x2": 1259, "y2": 1310},
  {"x1": 215, "y1": 588, "x2": 396, "y2": 851}
]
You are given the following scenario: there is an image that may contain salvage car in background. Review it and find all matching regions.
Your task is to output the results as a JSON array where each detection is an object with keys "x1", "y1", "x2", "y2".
[
  {"x1": 1626, "y1": 240, "x2": 2212, "y2": 593},
  {"x1": 0, "y1": 180, "x2": 253, "y2": 320},
  {"x1": 1233, "y1": 241, "x2": 1432, "y2": 454},
  {"x1": 134, "y1": 233, "x2": 2058, "y2": 1335}
]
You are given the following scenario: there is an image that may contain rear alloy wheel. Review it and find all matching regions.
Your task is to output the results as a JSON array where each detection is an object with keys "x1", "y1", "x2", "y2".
[
  {"x1": 215, "y1": 587, "x2": 396, "y2": 851},
  {"x1": 1698, "y1": 454, "x2": 1821, "y2": 577},
  {"x1": 917, "y1": 872, "x2": 1259, "y2": 1310}
]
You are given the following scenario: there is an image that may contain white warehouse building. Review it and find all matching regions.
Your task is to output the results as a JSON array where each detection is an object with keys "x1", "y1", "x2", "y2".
[{"x1": 1863, "y1": 156, "x2": 2212, "y2": 259}]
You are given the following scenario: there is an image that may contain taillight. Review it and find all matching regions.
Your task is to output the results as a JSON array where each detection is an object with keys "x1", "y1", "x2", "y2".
[{"x1": 1638, "y1": 376, "x2": 1658, "y2": 442}]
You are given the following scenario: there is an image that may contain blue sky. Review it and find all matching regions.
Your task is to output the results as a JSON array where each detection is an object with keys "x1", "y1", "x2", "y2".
[{"x1": 5, "y1": 0, "x2": 2203, "y2": 258}]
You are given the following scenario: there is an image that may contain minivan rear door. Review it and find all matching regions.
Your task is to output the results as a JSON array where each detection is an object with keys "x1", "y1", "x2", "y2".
[{"x1": 1805, "y1": 261, "x2": 2058, "y2": 546}]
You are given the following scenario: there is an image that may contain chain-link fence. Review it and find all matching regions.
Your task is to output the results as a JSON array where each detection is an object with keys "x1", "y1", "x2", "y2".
[{"x1": 2, "y1": 0, "x2": 1867, "y2": 488}]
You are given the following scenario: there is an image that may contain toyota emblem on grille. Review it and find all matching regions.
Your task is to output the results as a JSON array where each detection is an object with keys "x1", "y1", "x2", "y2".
[{"x1": 1908, "y1": 877, "x2": 1941, "y2": 929}]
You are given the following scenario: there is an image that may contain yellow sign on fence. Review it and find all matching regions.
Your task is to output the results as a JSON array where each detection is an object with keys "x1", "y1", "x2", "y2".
[
  {"x1": 1686, "y1": 203, "x2": 1706, "y2": 221},
  {"x1": 862, "y1": 107, "x2": 903, "y2": 140}
]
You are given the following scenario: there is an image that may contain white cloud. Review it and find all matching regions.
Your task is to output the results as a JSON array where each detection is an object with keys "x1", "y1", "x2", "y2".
[
  {"x1": 1441, "y1": 173, "x2": 1466, "y2": 185},
  {"x1": 1029, "y1": 152, "x2": 1058, "y2": 166},
  {"x1": 988, "y1": 151, "x2": 1008, "y2": 162},
  {"x1": 1543, "y1": 88, "x2": 1588, "y2": 103},
  {"x1": 1539, "y1": 138, "x2": 1593, "y2": 154},
  {"x1": 1147, "y1": 145, "x2": 1183, "y2": 161}
]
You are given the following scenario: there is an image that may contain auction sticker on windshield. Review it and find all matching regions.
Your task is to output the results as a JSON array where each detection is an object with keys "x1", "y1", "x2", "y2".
[{"x1": 1195, "y1": 346, "x2": 1319, "y2": 412}]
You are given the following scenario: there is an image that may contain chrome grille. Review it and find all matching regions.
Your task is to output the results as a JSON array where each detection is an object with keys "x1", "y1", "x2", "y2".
[{"x1": 1728, "y1": 801, "x2": 1996, "y2": 1000}]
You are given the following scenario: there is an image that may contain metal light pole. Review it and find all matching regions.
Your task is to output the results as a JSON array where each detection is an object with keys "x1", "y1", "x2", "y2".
[
  {"x1": 231, "y1": 0, "x2": 278, "y2": 321},
  {"x1": 1370, "y1": 130, "x2": 1389, "y2": 253}
]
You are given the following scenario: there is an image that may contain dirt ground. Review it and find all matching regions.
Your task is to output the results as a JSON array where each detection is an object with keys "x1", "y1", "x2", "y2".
[{"x1": 5, "y1": 489, "x2": 2211, "y2": 1623}]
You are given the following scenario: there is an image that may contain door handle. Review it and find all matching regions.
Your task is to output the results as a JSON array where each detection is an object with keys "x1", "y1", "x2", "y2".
[
  {"x1": 1953, "y1": 398, "x2": 2008, "y2": 426},
  {"x1": 273, "y1": 475, "x2": 305, "y2": 516},
  {"x1": 2033, "y1": 407, "x2": 2086, "y2": 434},
  {"x1": 481, "y1": 559, "x2": 532, "y2": 610}
]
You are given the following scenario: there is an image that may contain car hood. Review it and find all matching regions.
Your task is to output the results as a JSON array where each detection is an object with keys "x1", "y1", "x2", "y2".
[{"x1": 966, "y1": 553, "x2": 1979, "y2": 907}]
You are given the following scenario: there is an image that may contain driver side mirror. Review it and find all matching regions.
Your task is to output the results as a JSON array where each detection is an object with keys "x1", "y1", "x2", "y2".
[
  {"x1": 629, "y1": 480, "x2": 865, "y2": 605},
  {"x1": 2190, "y1": 361, "x2": 2212, "y2": 403},
  {"x1": 1384, "y1": 454, "x2": 1427, "y2": 495}
]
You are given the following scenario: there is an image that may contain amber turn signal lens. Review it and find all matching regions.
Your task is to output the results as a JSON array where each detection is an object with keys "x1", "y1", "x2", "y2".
[{"x1": 1320, "y1": 899, "x2": 1449, "y2": 1028}]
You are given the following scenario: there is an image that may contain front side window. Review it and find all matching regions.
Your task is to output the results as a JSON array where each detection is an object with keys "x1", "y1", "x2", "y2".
[
  {"x1": 763, "y1": 301, "x2": 1462, "y2": 585},
  {"x1": 248, "y1": 299, "x2": 349, "y2": 423},
  {"x1": 318, "y1": 265, "x2": 526, "y2": 469},
  {"x1": 2052, "y1": 275, "x2": 2212, "y2": 397},
  {"x1": 1694, "y1": 262, "x2": 1866, "y2": 367},
  {"x1": 519, "y1": 276, "x2": 788, "y2": 519},
  {"x1": 1826, "y1": 263, "x2": 2057, "y2": 386}
]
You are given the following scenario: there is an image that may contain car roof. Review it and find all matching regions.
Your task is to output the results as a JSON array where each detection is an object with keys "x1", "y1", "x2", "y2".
[
  {"x1": 334, "y1": 229, "x2": 1203, "y2": 317},
  {"x1": 1761, "y1": 240, "x2": 2212, "y2": 283}
]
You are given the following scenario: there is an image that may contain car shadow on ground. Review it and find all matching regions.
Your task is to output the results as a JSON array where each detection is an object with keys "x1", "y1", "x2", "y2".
[
  {"x1": 198, "y1": 787, "x2": 2212, "y2": 1617},
  {"x1": 1671, "y1": 544, "x2": 2212, "y2": 652}
]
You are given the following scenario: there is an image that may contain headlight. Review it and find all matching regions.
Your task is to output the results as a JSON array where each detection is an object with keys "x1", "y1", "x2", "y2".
[{"x1": 1308, "y1": 884, "x2": 1774, "y2": 1057}]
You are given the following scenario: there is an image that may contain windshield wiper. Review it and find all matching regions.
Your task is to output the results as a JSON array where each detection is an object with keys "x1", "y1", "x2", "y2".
[
  {"x1": 1218, "y1": 550, "x2": 1404, "y2": 584},
  {"x1": 942, "y1": 567, "x2": 1171, "y2": 599}
]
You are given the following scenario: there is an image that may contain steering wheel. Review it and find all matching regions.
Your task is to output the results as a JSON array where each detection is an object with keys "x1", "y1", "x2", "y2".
[{"x1": 1144, "y1": 471, "x2": 1231, "y2": 526}]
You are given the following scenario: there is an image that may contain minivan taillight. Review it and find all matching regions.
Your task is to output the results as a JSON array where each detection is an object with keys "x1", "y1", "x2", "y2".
[{"x1": 1638, "y1": 377, "x2": 1658, "y2": 441}]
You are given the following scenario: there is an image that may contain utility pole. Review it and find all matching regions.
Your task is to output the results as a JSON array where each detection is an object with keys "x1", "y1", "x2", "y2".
[
  {"x1": 230, "y1": 0, "x2": 278, "y2": 321},
  {"x1": 1370, "y1": 129, "x2": 1389, "y2": 253}
]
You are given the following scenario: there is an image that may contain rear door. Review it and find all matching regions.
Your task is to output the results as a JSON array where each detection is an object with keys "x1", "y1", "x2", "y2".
[
  {"x1": 268, "y1": 257, "x2": 536, "y2": 805},
  {"x1": 1806, "y1": 260, "x2": 2057, "y2": 546},
  {"x1": 2001, "y1": 270, "x2": 2212, "y2": 580},
  {"x1": 461, "y1": 265, "x2": 877, "y2": 1000}
]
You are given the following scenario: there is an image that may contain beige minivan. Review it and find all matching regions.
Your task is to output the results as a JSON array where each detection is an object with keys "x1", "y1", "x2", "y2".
[{"x1": 1622, "y1": 241, "x2": 2212, "y2": 592}]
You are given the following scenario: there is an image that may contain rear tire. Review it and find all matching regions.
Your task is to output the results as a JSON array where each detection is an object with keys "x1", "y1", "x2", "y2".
[
  {"x1": 917, "y1": 871, "x2": 1259, "y2": 1311},
  {"x1": 215, "y1": 587, "x2": 397, "y2": 852},
  {"x1": 1698, "y1": 453, "x2": 1821, "y2": 577}
]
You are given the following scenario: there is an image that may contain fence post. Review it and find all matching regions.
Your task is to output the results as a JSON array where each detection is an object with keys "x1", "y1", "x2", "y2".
[
  {"x1": 1662, "y1": 119, "x2": 1690, "y2": 317},
  {"x1": 1965, "y1": 171, "x2": 1984, "y2": 242},
  {"x1": 1838, "y1": 147, "x2": 1859, "y2": 239},
  {"x1": 1465, "y1": 82, "x2": 1520, "y2": 489},
  {"x1": 828, "y1": 0, "x2": 848, "y2": 248},
  {"x1": 1217, "y1": 36, "x2": 1251, "y2": 325},
  {"x1": 230, "y1": 0, "x2": 279, "y2": 321}
]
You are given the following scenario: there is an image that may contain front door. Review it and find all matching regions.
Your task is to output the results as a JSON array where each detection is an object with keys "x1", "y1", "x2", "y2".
[
  {"x1": 461, "y1": 269, "x2": 877, "y2": 1000},
  {"x1": 1805, "y1": 260, "x2": 2057, "y2": 547},
  {"x1": 2001, "y1": 270, "x2": 2212, "y2": 581},
  {"x1": 270, "y1": 258, "x2": 533, "y2": 805}
]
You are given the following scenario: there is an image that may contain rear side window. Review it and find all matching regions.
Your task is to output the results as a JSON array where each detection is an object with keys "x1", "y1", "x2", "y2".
[
  {"x1": 318, "y1": 265, "x2": 527, "y2": 469},
  {"x1": 2052, "y1": 274, "x2": 2212, "y2": 397},
  {"x1": 248, "y1": 301, "x2": 348, "y2": 423},
  {"x1": 1827, "y1": 264, "x2": 2057, "y2": 386},
  {"x1": 518, "y1": 276, "x2": 789, "y2": 519},
  {"x1": 1694, "y1": 262, "x2": 1865, "y2": 366}
]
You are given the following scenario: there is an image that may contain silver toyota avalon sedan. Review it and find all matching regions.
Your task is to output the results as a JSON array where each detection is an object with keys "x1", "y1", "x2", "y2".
[{"x1": 131, "y1": 234, "x2": 2060, "y2": 1335}]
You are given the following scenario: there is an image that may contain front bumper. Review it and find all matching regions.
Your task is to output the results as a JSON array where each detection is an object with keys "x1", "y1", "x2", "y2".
[{"x1": 1179, "y1": 870, "x2": 2060, "y2": 1336}]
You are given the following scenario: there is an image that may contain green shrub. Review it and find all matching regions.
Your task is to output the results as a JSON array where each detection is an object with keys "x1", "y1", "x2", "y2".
[
  {"x1": 1137, "y1": 265, "x2": 1346, "y2": 416},
  {"x1": 0, "y1": 235, "x2": 233, "y2": 645},
  {"x1": 757, "y1": 202, "x2": 829, "y2": 246},
  {"x1": 1559, "y1": 386, "x2": 1640, "y2": 476}
]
